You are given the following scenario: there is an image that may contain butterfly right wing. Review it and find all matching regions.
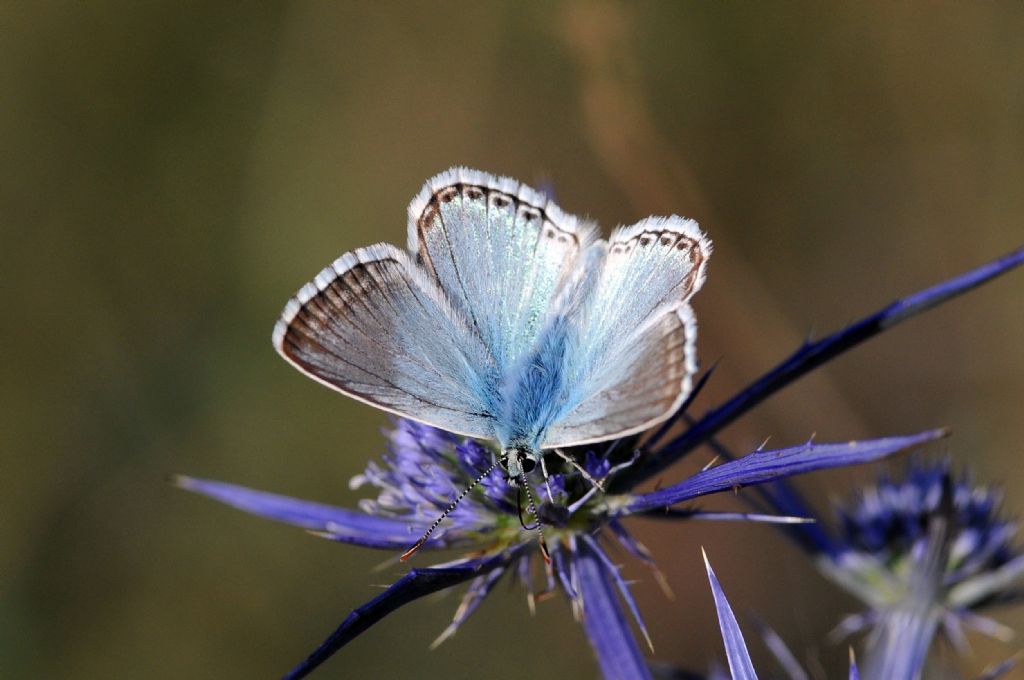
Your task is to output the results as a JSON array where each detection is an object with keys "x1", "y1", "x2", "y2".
[
  {"x1": 272, "y1": 243, "x2": 498, "y2": 439},
  {"x1": 543, "y1": 218, "x2": 711, "y2": 447}
]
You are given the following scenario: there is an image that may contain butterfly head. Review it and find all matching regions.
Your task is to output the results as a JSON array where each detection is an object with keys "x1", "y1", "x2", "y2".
[{"x1": 500, "y1": 446, "x2": 538, "y2": 484}]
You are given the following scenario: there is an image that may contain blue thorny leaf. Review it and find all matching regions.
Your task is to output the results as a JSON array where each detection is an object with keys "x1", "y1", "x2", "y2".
[
  {"x1": 179, "y1": 246, "x2": 1023, "y2": 679},
  {"x1": 694, "y1": 549, "x2": 1018, "y2": 680}
]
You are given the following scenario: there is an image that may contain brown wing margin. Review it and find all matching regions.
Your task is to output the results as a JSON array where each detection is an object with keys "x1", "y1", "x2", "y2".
[{"x1": 273, "y1": 243, "x2": 497, "y2": 439}]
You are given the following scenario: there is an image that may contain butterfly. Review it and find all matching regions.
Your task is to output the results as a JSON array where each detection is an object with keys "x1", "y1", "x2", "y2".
[{"x1": 272, "y1": 168, "x2": 711, "y2": 557}]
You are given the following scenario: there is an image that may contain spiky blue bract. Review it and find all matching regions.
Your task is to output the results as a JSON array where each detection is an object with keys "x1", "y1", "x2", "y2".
[
  {"x1": 174, "y1": 476, "x2": 418, "y2": 549},
  {"x1": 976, "y1": 656, "x2": 1019, "y2": 680},
  {"x1": 281, "y1": 553, "x2": 516, "y2": 680},
  {"x1": 624, "y1": 430, "x2": 946, "y2": 514},
  {"x1": 626, "y1": 245, "x2": 1024, "y2": 488},
  {"x1": 848, "y1": 650, "x2": 860, "y2": 680},
  {"x1": 578, "y1": 539, "x2": 653, "y2": 680},
  {"x1": 701, "y1": 554, "x2": 876, "y2": 680},
  {"x1": 703, "y1": 551, "x2": 758, "y2": 680}
]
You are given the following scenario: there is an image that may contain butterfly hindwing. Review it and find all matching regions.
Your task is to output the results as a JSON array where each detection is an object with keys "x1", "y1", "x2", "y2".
[
  {"x1": 408, "y1": 168, "x2": 598, "y2": 372},
  {"x1": 543, "y1": 217, "x2": 711, "y2": 447},
  {"x1": 273, "y1": 244, "x2": 498, "y2": 438},
  {"x1": 544, "y1": 304, "x2": 696, "y2": 446}
]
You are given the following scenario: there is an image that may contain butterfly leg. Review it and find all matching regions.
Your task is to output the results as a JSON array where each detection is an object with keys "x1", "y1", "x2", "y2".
[
  {"x1": 539, "y1": 453, "x2": 555, "y2": 503},
  {"x1": 553, "y1": 448, "x2": 606, "y2": 492}
]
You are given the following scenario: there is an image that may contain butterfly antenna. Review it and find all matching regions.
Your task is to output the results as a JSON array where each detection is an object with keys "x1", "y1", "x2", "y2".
[
  {"x1": 520, "y1": 471, "x2": 552, "y2": 565},
  {"x1": 400, "y1": 459, "x2": 498, "y2": 562}
]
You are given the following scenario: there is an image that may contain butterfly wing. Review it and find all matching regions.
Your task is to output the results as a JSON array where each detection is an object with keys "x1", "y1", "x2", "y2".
[
  {"x1": 543, "y1": 217, "x2": 711, "y2": 447},
  {"x1": 407, "y1": 168, "x2": 598, "y2": 372},
  {"x1": 273, "y1": 243, "x2": 498, "y2": 438}
]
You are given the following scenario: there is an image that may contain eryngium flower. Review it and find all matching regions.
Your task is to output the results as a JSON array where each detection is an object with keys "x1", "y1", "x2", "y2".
[
  {"x1": 179, "y1": 246, "x2": 1023, "y2": 680},
  {"x1": 820, "y1": 461, "x2": 1024, "y2": 678},
  {"x1": 178, "y1": 421, "x2": 939, "y2": 680}
]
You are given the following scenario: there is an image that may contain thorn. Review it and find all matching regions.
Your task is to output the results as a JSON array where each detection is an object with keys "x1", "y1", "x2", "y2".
[
  {"x1": 701, "y1": 454, "x2": 720, "y2": 472},
  {"x1": 371, "y1": 554, "x2": 402, "y2": 574},
  {"x1": 652, "y1": 567, "x2": 675, "y2": 600},
  {"x1": 305, "y1": 530, "x2": 332, "y2": 539},
  {"x1": 430, "y1": 626, "x2": 456, "y2": 650}
]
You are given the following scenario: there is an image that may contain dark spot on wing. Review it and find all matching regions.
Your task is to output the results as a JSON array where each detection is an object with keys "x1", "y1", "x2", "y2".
[{"x1": 420, "y1": 202, "x2": 439, "y2": 226}]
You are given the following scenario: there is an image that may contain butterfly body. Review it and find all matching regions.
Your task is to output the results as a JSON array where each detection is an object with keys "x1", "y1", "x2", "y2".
[{"x1": 274, "y1": 168, "x2": 710, "y2": 486}]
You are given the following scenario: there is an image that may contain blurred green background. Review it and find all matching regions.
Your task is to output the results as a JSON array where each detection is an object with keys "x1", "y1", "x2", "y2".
[{"x1": 3, "y1": 2, "x2": 1023, "y2": 678}]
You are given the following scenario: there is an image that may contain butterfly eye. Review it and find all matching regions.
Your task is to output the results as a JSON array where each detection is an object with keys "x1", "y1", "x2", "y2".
[
  {"x1": 521, "y1": 457, "x2": 537, "y2": 474},
  {"x1": 498, "y1": 456, "x2": 509, "y2": 471}
]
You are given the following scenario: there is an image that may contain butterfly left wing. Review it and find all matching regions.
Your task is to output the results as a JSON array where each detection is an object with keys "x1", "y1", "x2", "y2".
[
  {"x1": 407, "y1": 168, "x2": 598, "y2": 373},
  {"x1": 543, "y1": 217, "x2": 711, "y2": 447},
  {"x1": 273, "y1": 244, "x2": 498, "y2": 438}
]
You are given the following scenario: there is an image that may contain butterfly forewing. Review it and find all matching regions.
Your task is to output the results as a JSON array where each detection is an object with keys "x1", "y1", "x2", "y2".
[
  {"x1": 408, "y1": 168, "x2": 597, "y2": 372},
  {"x1": 273, "y1": 244, "x2": 498, "y2": 438},
  {"x1": 585, "y1": 218, "x2": 709, "y2": 356}
]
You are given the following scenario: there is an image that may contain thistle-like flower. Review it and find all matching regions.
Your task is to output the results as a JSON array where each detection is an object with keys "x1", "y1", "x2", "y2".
[
  {"x1": 819, "y1": 461, "x2": 1024, "y2": 678},
  {"x1": 178, "y1": 246, "x2": 1023, "y2": 680},
  {"x1": 178, "y1": 420, "x2": 937, "y2": 680}
]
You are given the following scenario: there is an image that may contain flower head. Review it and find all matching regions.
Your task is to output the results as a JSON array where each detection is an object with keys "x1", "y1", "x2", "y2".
[
  {"x1": 819, "y1": 460, "x2": 1024, "y2": 676},
  {"x1": 179, "y1": 416, "x2": 942, "y2": 680},
  {"x1": 835, "y1": 461, "x2": 1021, "y2": 605},
  {"x1": 177, "y1": 247, "x2": 1024, "y2": 679}
]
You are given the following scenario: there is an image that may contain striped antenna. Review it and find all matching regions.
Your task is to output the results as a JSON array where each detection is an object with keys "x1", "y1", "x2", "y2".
[{"x1": 400, "y1": 459, "x2": 498, "y2": 562}]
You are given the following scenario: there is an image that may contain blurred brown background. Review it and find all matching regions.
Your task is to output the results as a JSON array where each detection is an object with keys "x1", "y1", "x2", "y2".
[{"x1": 3, "y1": 2, "x2": 1023, "y2": 678}]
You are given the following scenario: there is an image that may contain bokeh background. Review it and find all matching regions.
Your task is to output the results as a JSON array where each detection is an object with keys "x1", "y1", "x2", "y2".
[{"x1": 3, "y1": 2, "x2": 1023, "y2": 678}]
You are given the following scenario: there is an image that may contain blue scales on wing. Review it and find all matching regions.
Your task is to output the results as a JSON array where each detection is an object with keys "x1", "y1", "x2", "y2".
[
  {"x1": 541, "y1": 217, "x2": 711, "y2": 447},
  {"x1": 408, "y1": 168, "x2": 711, "y2": 448},
  {"x1": 274, "y1": 168, "x2": 711, "y2": 452},
  {"x1": 408, "y1": 168, "x2": 599, "y2": 374}
]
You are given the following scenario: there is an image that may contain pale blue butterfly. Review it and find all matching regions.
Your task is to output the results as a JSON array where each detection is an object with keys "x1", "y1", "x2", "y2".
[{"x1": 272, "y1": 168, "x2": 711, "y2": 558}]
